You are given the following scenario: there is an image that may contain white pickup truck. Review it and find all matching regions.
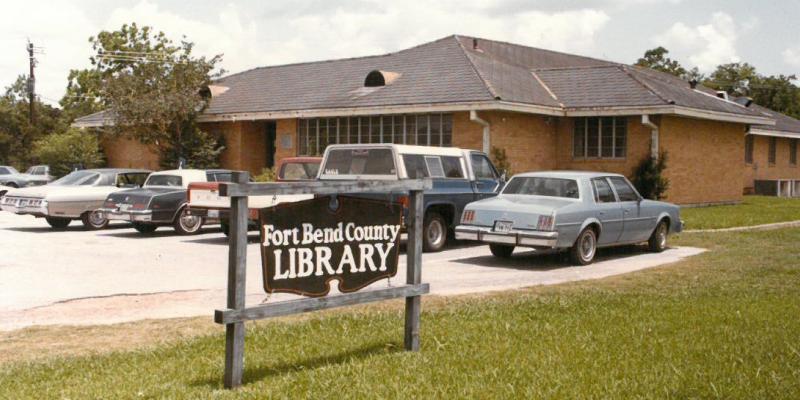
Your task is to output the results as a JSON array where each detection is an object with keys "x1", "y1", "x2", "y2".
[{"x1": 186, "y1": 157, "x2": 321, "y2": 235}]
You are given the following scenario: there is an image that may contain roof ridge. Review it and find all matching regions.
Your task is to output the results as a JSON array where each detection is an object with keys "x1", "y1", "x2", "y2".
[
  {"x1": 532, "y1": 65, "x2": 621, "y2": 72},
  {"x1": 453, "y1": 35, "x2": 501, "y2": 100},
  {"x1": 619, "y1": 65, "x2": 674, "y2": 105},
  {"x1": 457, "y1": 34, "x2": 619, "y2": 67},
  {"x1": 216, "y1": 35, "x2": 459, "y2": 83}
]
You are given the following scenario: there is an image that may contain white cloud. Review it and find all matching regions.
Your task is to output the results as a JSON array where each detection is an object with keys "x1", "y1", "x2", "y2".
[
  {"x1": 0, "y1": 0, "x2": 611, "y2": 105},
  {"x1": 783, "y1": 47, "x2": 800, "y2": 67},
  {"x1": 654, "y1": 12, "x2": 742, "y2": 72}
]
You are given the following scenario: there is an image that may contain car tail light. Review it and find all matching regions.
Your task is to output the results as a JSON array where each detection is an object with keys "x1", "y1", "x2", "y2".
[
  {"x1": 462, "y1": 210, "x2": 475, "y2": 223},
  {"x1": 248, "y1": 209, "x2": 259, "y2": 220},
  {"x1": 103, "y1": 200, "x2": 116, "y2": 208},
  {"x1": 537, "y1": 215, "x2": 555, "y2": 231},
  {"x1": 132, "y1": 203, "x2": 147, "y2": 210}
]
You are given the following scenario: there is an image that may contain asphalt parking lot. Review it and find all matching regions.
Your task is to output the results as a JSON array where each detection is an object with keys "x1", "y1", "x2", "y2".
[{"x1": 0, "y1": 212, "x2": 704, "y2": 330}]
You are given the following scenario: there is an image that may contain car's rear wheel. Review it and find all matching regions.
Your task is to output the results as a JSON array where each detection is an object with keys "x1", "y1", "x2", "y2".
[
  {"x1": 80, "y1": 210, "x2": 109, "y2": 230},
  {"x1": 422, "y1": 212, "x2": 447, "y2": 252},
  {"x1": 489, "y1": 244, "x2": 514, "y2": 258},
  {"x1": 570, "y1": 227, "x2": 597, "y2": 265},
  {"x1": 6, "y1": 182, "x2": 18, "y2": 188},
  {"x1": 45, "y1": 217, "x2": 71, "y2": 229},
  {"x1": 174, "y1": 207, "x2": 203, "y2": 235},
  {"x1": 132, "y1": 222, "x2": 157, "y2": 234},
  {"x1": 648, "y1": 220, "x2": 669, "y2": 253}
]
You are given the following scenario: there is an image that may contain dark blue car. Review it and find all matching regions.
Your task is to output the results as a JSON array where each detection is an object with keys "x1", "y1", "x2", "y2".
[{"x1": 318, "y1": 144, "x2": 504, "y2": 251}]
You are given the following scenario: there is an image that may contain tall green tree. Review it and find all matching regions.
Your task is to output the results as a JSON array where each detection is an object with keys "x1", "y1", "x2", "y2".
[
  {"x1": 635, "y1": 47, "x2": 687, "y2": 78},
  {"x1": 705, "y1": 63, "x2": 800, "y2": 119},
  {"x1": 85, "y1": 23, "x2": 225, "y2": 168},
  {"x1": 60, "y1": 69, "x2": 103, "y2": 123}
]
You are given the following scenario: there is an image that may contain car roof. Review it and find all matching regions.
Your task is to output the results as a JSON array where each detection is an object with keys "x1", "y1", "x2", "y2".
[
  {"x1": 81, "y1": 168, "x2": 151, "y2": 173},
  {"x1": 325, "y1": 144, "x2": 469, "y2": 157},
  {"x1": 512, "y1": 171, "x2": 625, "y2": 179}
]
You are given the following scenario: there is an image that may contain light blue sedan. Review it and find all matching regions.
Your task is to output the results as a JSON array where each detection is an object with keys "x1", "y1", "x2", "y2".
[{"x1": 455, "y1": 171, "x2": 682, "y2": 265}]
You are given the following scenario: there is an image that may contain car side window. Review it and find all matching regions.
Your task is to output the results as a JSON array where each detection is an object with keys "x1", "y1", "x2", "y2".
[
  {"x1": 440, "y1": 156, "x2": 464, "y2": 178},
  {"x1": 0, "y1": 167, "x2": 8, "y2": 175},
  {"x1": 592, "y1": 178, "x2": 617, "y2": 203},
  {"x1": 214, "y1": 173, "x2": 232, "y2": 182},
  {"x1": 471, "y1": 154, "x2": 498, "y2": 180},
  {"x1": 609, "y1": 177, "x2": 640, "y2": 202}
]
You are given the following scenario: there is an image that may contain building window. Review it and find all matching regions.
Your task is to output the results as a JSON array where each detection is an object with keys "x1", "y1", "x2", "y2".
[
  {"x1": 744, "y1": 134, "x2": 754, "y2": 164},
  {"x1": 297, "y1": 113, "x2": 452, "y2": 155},
  {"x1": 791, "y1": 139, "x2": 798, "y2": 166},
  {"x1": 573, "y1": 117, "x2": 627, "y2": 159},
  {"x1": 768, "y1": 137, "x2": 777, "y2": 165}
]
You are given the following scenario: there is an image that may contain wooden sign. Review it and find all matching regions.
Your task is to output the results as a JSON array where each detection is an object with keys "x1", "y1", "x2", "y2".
[{"x1": 259, "y1": 196, "x2": 402, "y2": 297}]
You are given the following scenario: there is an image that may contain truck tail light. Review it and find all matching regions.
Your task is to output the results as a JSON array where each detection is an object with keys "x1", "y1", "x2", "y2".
[
  {"x1": 397, "y1": 195, "x2": 409, "y2": 209},
  {"x1": 537, "y1": 215, "x2": 555, "y2": 231},
  {"x1": 462, "y1": 210, "x2": 475, "y2": 223}
]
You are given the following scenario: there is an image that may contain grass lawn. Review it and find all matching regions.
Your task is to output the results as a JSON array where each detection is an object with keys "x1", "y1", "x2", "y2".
[
  {"x1": 2, "y1": 229, "x2": 800, "y2": 398},
  {"x1": 681, "y1": 195, "x2": 800, "y2": 230}
]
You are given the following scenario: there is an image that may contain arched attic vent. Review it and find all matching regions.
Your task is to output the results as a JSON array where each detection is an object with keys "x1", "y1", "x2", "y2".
[{"x1": 364, "y1": 70, "x2": 401, "y2": 87}]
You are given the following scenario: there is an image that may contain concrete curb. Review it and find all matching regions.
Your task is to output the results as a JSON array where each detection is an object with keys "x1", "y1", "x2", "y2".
[{"x1": 683, "y1": 220, "x2": 800, "y2": 233}]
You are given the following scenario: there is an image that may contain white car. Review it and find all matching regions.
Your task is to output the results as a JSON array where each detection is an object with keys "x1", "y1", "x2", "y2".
[{"x1": 1, "y1": 169, "x2": 150, "y2": 229}]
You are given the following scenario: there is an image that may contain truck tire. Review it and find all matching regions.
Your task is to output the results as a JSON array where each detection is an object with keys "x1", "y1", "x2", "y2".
[
  {"x1": 489, "y1": 244, "x2": 514, "y2": 258},
  {"x1": 423, "y1": 212, "x2": 447, "y2": 252},
  {"x1": 133, "y1": 223, "x2": 157, "y2": 234},
  {"x1": 648, "y1": 220, "x2": 669, "y2": 253},
  {"x1": 80, "y1": 210, "x2": 109, "y2": 230},
  {"x1": 570, "y1": 227, "x2": 597, "y2": 266},
  {"x1": 45, "y1": 217, "x2": 71, "y2": 229},
  {"x1": 173, "y1": 207, "x2": 203, "y2": 235}
]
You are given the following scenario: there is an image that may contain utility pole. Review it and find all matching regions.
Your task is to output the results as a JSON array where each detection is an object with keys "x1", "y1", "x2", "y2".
[{"x1": 27, "y1": 40, "x2": 36, "y2": 124}]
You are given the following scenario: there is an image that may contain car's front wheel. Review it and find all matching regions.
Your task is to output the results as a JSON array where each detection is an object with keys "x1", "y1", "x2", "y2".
[
  {"x1": 570, "y1": 227, "x2": 597, "y2": 265},
  {"x1": 173, "y1": 207, "x2": 203, "y2": 235},
  {"x1": 489, "y1": 244, "x2": 514, "y2": 258},
  {"x1": 132, "y1": 222, "x2": 157, "y2": 234},
  {"x1": 422, "y1": 212, "x2": 447, "y2": 252},
  {"x1": 81, "y1": 210, "x2": 109, "y2": 230},
  {"x1": 648, "y1": 220, "x2": 669, "y2": 252},
  {"x1": 45, "y1": 217, "x2": 71, "y2": 229}
]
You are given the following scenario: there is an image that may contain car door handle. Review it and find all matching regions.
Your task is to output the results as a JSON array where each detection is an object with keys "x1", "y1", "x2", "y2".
[
  {"x1": 623, "y1": 209, "x2": 630, "y2": 214},
  {"x1": 598, "y1": 211, "x2": 605, "y2": 216}
]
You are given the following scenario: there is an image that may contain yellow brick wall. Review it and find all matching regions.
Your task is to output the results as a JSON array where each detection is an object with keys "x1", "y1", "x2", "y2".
[
  {"x1": 743, "y1": 135, "x2": 800, "y2": 192},
  {"x1": 659, "y1": 116, "x2": 745, "y2": 205},
  {"x1": 275, "y1": 119, "x2": 298, "y2": 164},
  {"x1": 452, "y1": 111, "x2": 558, "y2": 172},
  {"x1": 101, "y1": 135, "x2": 160, "y2": 171}
]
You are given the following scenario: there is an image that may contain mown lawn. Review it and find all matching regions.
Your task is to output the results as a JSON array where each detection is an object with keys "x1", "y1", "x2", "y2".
[
  {"x1": 681, "y1": 195, "x2": 800, "y2": 230},
  {"x1": 2, "y1": 229, "x2": 800, "y2": 398}
]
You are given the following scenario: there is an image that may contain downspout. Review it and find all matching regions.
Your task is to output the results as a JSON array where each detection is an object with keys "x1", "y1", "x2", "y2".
[
  {"x1": 470, "y1": 110, "x2": 490, "y2": 153},
  {"x1": 642, "y1": 115, "x2": 659, "y2": 159}
]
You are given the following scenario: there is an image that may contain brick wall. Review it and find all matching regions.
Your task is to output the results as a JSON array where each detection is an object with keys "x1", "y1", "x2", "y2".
[
  {"x1": 743, "y1": 135, "x2": 800, "y2": 192},
  {"x1": 101, "y1": 135, "x2": 160, "y2": 170},
  {"x1": 659, "y1": 116, "x2": 745, "y2": 205}
]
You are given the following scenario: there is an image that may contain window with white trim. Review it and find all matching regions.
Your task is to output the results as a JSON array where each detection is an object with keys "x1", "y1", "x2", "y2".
[
  {"x1": 298, "y1": 114, "x2": 453, "y2": 156},
  {"x1": 573, "y1": 117, "x2": 627, "y2": 159}
]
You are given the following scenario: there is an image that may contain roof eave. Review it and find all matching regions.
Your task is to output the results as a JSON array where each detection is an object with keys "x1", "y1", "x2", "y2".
[
  {"x1": 565, "y1": 105, "x2": 775, "y2": 126},
  {"x1": 749, "y1": 128, "x2": 800, "y2": 139}
]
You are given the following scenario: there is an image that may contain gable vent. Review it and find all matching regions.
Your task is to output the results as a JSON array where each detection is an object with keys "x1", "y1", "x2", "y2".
[{"x1": 364, "y1": 70, "x2": 401, "y2": 87}]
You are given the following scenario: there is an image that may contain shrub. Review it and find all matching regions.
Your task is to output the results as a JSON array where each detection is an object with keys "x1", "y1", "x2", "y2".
[
  {"x1": 31, "y1": 128, "x2": 105, "y2": 177},
  {"x1": 632, "y1": 151, "x2": 669, "y2": 200},
  {"x1": 490, "y1": 146, "x2": 513, "y2": 177},
  {"x1": 159, "y1": 125, "x2": 225, "y2": 170},
  {"x1": 253, "y1": 167, "x2": 277, "y2": 182}
]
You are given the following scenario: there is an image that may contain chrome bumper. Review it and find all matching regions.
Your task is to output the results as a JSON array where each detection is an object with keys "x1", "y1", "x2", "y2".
[
  {"x1": 455, "y1": 225, "x2": 559, "y2": 248},
  {"x1": 100, "y1": 208, "x2": 153, "y2": 222},
  {"x1": 1, "y1": 204, "x2": 48, "y2": 217}
]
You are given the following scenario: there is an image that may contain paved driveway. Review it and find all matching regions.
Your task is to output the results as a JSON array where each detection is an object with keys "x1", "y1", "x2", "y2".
[{"x1": 0, "y1": 212, "x2": 703, "y2": 330}]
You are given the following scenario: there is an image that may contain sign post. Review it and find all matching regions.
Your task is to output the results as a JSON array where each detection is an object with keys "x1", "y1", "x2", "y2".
[{"x1": 215, "y1": 174, "x2": 431, "y2": 389}]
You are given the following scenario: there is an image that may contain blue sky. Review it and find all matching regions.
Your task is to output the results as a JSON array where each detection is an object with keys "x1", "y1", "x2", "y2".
[{"x1": 2, "y1": 0, "x2": 798, "y2": 105}]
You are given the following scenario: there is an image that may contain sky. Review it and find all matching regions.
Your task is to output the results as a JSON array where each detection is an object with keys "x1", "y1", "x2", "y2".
[{"x1": 1, "y1": 0, "x2": 798, "y2": 106}]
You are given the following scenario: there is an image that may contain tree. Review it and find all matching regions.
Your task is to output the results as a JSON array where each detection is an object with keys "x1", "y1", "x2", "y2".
[
  {"x1": 60, "y1": 69, "x2": 103, "y2": 123},
  {"x1": 86, "y1": 23, "x2": 225, "y2": 168},
  {"x1": 703, "y1": 62, "x2": 758, "y2": 96},
  {"x1": 635, "y1": 47, "x2": 687, "y2": 78},
  {"x1": 704, "y1": 63, "x2": 800, "y2": 119},
  {"x1": 31, "y1": 128, "x2": 104, "y2": 177},
  {"x1": 632, "y1": 152, "x2": 669, "y2": 200},
  {"x1": 0, "y1": 75, "x2": 66, "y2": 168}
]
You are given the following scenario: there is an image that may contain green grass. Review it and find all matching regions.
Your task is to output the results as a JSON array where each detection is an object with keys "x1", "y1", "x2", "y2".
[
  {"x1": 681, "y1": 195, "x2": 800, "y2": 230},
  {"x1": 2, "y1": 230, "x2": 800, "y2": 398}
]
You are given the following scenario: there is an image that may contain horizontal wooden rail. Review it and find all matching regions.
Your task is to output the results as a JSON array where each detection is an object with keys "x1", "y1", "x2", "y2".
[
  {"x1": 219, "y1": 179, "x2": 432, "y2": 197},
  {"x1": 215, "y1": 283, "x2": 430, "y2": 324}
]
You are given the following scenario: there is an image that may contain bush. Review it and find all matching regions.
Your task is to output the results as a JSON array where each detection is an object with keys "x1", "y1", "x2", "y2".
[
  {"x1": 253, "y1": 167, "x2": 277, "y2": 182},
  {"x1": 632, "y1": 151, "x2": 669, "y2": 200},
  {"x1": 490, "y1": 146, "x2": 513, "y2": 177},
  {"x1": 159, "y1": 125, "x2": 225, "y2": 170},
  {"x1": 31, "y1": 128, "x2": 105, "y2": 177}
]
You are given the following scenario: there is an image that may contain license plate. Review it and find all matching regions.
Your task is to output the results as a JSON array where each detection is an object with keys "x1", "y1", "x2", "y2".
[
  {"x1": 494, "y1": 220, "x2": 513, "y2": 233},
  {"x1": 119, "y1": 204, "x2": 130, "y2": 211}
]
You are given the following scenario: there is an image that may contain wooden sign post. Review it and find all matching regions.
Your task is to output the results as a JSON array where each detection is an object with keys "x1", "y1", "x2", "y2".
[{"x1": 214, "y1": 172, "x2": 431, "y2": 389}]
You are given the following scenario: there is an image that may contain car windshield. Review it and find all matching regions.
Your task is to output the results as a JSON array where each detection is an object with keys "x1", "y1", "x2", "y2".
[
  {"x1": 51, "y1": 171, "x2": 100, "y2": 186},
  {"x1": 503, "y1": 177, "x2": 580, "y2": 199},
  {"x1": 280, "y1": 162, "x2": 320, "y2": 180},
  {"x1": 322, "y1": 149, "x2": 396, "y2": 176},
  {"x1": 145, "y1": 175, "x2": 183, "y2": 187}
]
